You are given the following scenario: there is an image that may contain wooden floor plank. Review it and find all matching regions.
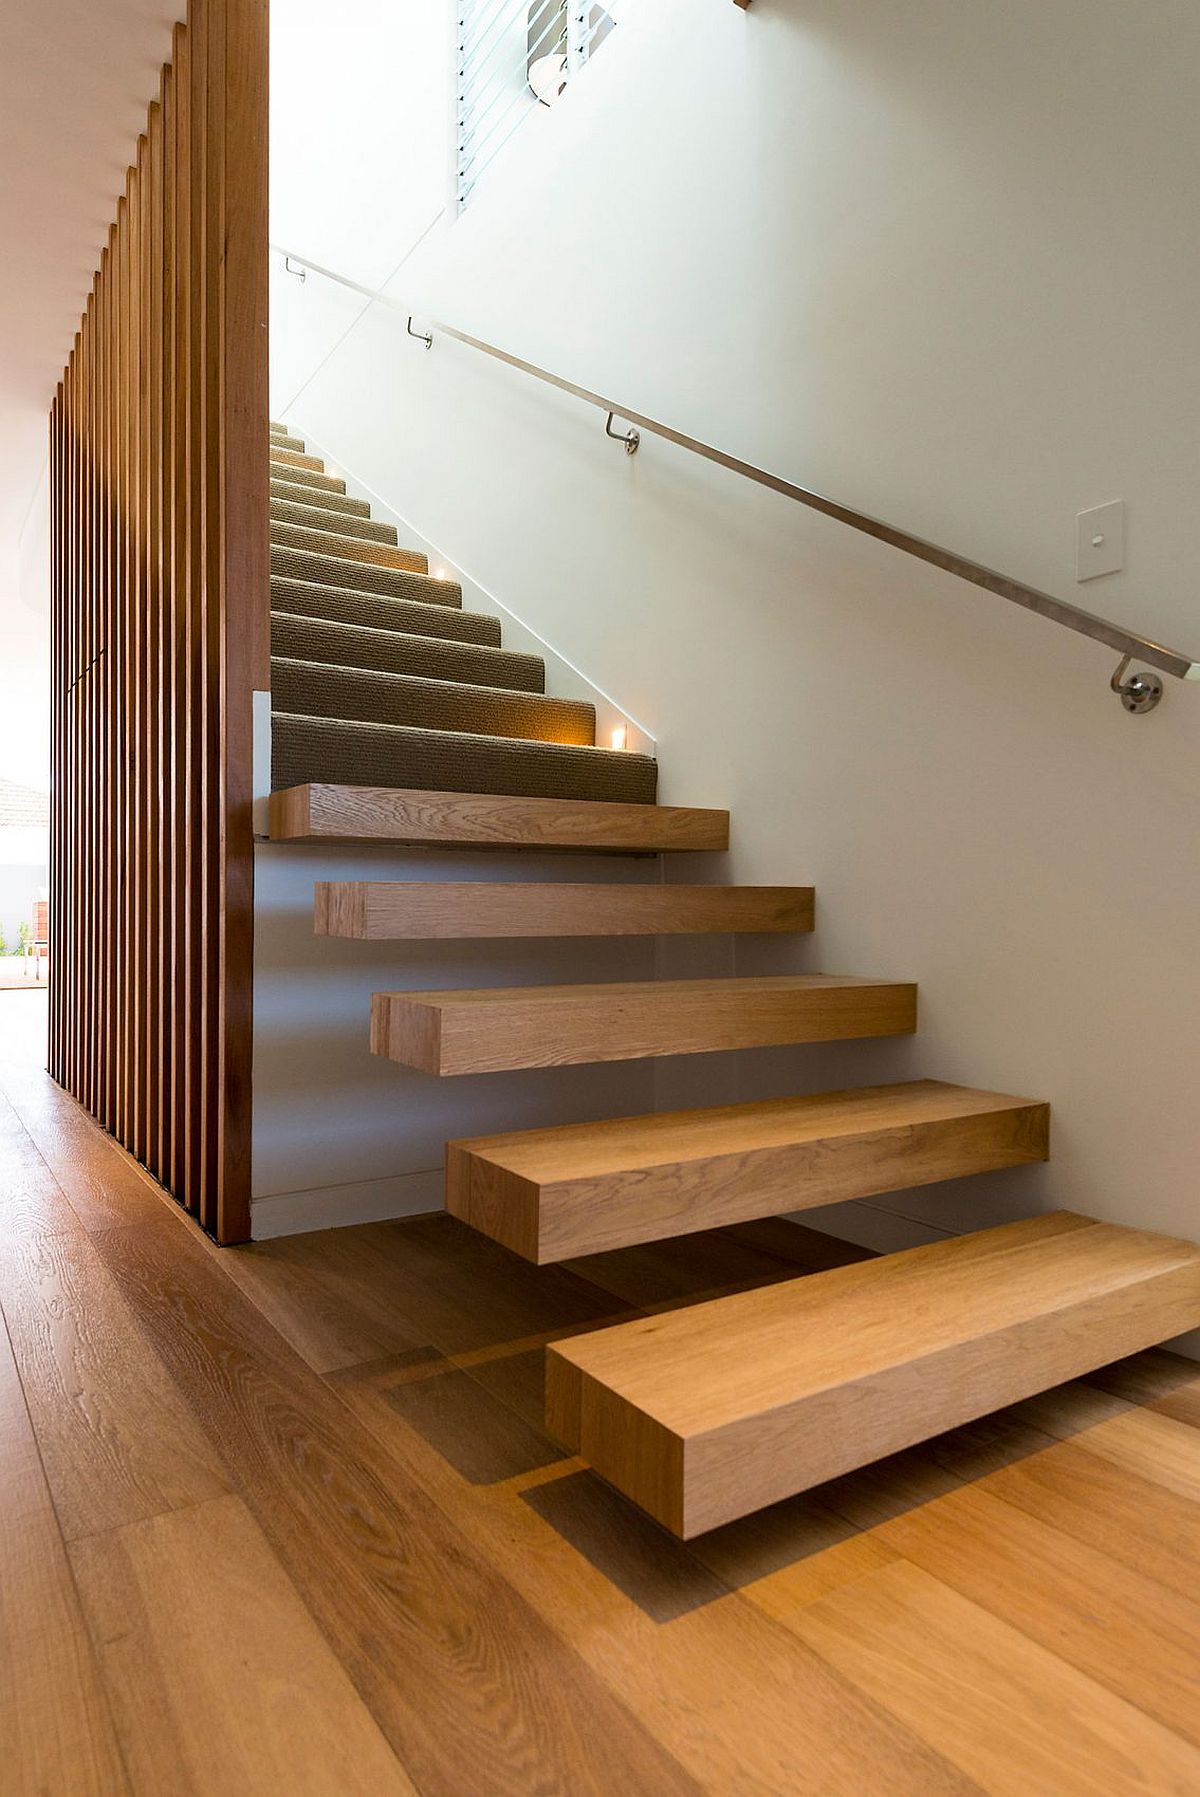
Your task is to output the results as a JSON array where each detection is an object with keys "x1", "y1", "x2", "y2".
[
  {"x1": 868, "y1": 1478, "x2": 1200, "y2": 1749},
  {"x1": 0, "y1": 1226, "x2": 229, "y2": 1540},
  {"x1": 1048, "y1": 1405, "x2": 1200, "y2": 1504},
  {"x1": 0, "y1": 1090, "x2": 88, "y2": 1242},
  {"x1": 331, "y1": 1349, "x2": 976, "y2": 1797},
  {"x1": 979, "y1": 1438, "x2": 1200, "y2": 1604},
  {"x1": 792, "y1": 1559, "x2": 1200, "y2": 1796},
  {"x1": 4, "y1": 996, "x2": 1200, "y2": 1792},
  {"x1": 88, "y1": 1216, "x2": 699, "y2": 1797},
  {"x1": 70, "y1": 1493, "x2": 418, "y2": 1795},
  {"x1": 0, "y1": 1309, "x2": 128, "y2": 1795}
]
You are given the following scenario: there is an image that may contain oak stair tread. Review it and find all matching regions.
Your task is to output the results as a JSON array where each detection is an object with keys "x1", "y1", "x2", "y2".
[
  {"x1": 269, "y1": 784, "x2": 730, "y2": 852},
  {"x1": 444, "y1": 1079, "x2": 1049, "y2": 1262},
  {"x1": 316, "y1": 880, "x2": 813, "y2": 938},
  {"x1": 545, "y1": 1210, "x2": 1200, "y2": 1535},
  {"x1": 271, "y1": 657, "x2": 594, "y2": 744},
  {"x1": 369, "y1": 973, "x2": 917, "y2": 1075},
  {"x1": 272, "y1": 714, "x2": 658, "y2": 807}
]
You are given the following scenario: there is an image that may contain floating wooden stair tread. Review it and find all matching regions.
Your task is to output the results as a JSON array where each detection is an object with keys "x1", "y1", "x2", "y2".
[
  {"x1": 546, "y1": 1211, "x2": 1200, "y2": 1536},
  {"x1": 445, "y1": 1079, "x2": 1049, "y2": 1262},
  {"x1": 370, "y1": 974, "x2": 917, "y2": 1075},
  {"x1": 269, "y1": 784, "x2": 729, "y2": 852},
  {"x1": 317, "y1": 881, "x2": 814, "y2": 939}
]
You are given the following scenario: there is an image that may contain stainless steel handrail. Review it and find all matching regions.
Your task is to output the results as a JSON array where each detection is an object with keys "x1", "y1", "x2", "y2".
[{"x1": 273, "y1": 245, "x2": 1199, "y2": 710}]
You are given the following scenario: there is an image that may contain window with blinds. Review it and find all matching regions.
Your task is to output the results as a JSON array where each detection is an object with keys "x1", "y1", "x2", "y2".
[{"x1": 457, "y1": 2, "x2": 620, "y2": 210}]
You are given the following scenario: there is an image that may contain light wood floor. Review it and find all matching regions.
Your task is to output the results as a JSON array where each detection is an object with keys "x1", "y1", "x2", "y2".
[{"x1": 3, "y1": 990, "x2": 1200, "y2": 1795}]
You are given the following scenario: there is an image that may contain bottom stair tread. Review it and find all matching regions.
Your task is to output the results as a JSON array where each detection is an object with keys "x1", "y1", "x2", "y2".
[{"x1": 545, "y1": 1210, "x2": 1200, "y2": 1535}]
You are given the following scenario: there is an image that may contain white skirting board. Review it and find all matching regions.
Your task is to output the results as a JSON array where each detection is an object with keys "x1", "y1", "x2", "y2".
[{"x1": 251, "y1": 1166, "x2": 444, "y2": 1239}]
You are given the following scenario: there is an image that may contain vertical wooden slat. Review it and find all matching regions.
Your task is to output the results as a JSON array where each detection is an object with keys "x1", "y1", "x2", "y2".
[
  {"x1": 188, "y1": 0, "x2": 209, "y2": 1221},
  {"x1": 48, "y1": 0, "x2": 266, "y2": 1243},
  {"x1": 145, "y1": 99, "x2": 164, "y2": 1178},
  {"x1": 217, "y1": 0, "x2": 269, "y2": 1240},
  {"x1": 171, "y1": 19, "x2": 193, "y2": 1206}
]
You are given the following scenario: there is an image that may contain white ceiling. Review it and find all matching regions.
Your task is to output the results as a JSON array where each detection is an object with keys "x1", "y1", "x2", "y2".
[{"x1": 0, "y1": 1, "x2": 179, "y2": 560}]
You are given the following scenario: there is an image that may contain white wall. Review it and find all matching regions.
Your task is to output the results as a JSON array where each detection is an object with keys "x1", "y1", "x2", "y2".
[
  {"x1": 2, "y1": 463, "x2": 51, "y2": 794},
  {"x1": 270, "y1": 0, "x2": 450, "y2": 287},
  {"x1": 268, "y1": 0, "x2": 1200, "y2": 1329}
]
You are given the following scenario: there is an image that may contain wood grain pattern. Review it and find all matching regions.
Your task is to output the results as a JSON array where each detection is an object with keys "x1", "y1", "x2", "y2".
[
  {"x1": 269, "y1": 783, "x2": 730, "y2": 851},
  {"x1": 316, "y1": 880, "x2": 814, "y2": 938},
  {"x1": 790, "y1": 1559, "x2": 1200, "y2": 1796},
  {"x1": 447, "y1": 1080, "x2": 1049, "y2": 1262},
  {"x1": 371, "y1": 974, "x2": 919, "y2": 1075},
  {"x1": 546, "y1": 1212, "x2": 1200, "y2": 1535},
  {"x1": 4, "y1": 1050, "x2": 1200, "y2": 1795},
  {"x1": 89, "y1": 1215, "x2": 699, "y2": 1797},
  {"x1": 0, "y1": 1226, "x2": 228, "y2": 1541},
  {"x1": 861, "y1": 1480, "x2": 1200, "y2": 1749},
  {"x1": 70, "y1": 1494, "x2": 418, "y2": 1794},
  {"x1": 48, "y1": 0, "x2": 267, "y2": 1242},
  {"x1": 331, "y1": 1352, "x2": 976, "y2": 1797},
  {"x1": 0, "y1": 1301, "x2": 127, "y2": 1793}
]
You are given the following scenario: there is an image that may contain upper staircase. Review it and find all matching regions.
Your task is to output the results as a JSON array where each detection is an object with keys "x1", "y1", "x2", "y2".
[
  {"x1": 268, "y1": 421, "x2": 1200, "y2": 1539},
  {"x1": 268, "y1": 425, "x2": 657, "y2": 804}
]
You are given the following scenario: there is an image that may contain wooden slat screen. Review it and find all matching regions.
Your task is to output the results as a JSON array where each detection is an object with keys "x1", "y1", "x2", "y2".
[{"x1": 49, "y1": 0, "x2": 268, "y2": 1243}]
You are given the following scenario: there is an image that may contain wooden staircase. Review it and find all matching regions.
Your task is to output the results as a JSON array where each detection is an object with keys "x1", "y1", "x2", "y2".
[{"x1": 269, "y1": 420, "x2": 1200, "y2": 1537}]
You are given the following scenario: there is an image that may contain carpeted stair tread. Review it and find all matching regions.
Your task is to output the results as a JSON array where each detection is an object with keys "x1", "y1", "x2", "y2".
[
  {"x1": 271, "y1": 657, "x2": 593, "y2": 744},
  {"x1": 270, "y1": 520, "x2": 426, "y2": 573},
  {"x1": 270, "y1": 544, "x2": 451, "y2": 603},
  {"x1": 270, "y1": 574, "x2": 496, "y2": 645},
  {"x1": 270, "y1": 611, "x2": 544, "y2": 692},
  {"x1": 270, "y1": 478, "x2": 370, "y2": 520},
  {"x1": 272, "y1": 713, "x2": 657, "y2": 804},
  {"x1": 270, "y1": 497, "x2": 399, "y2": 546},
  {"x1": 270, "y1": 431, "x2": 306, "y2": 453},
  {"x1": 268, "y1": 464, "x2": 348, "y2": 496},
  {"x1": 271, "y1": 447, "x2": 324, "y2": 473}
]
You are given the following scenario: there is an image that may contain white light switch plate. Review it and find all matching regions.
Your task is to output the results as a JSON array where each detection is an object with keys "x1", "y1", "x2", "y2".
[{"x1": 1076, "y1": 500, "x2": 1124, "y2": 581}]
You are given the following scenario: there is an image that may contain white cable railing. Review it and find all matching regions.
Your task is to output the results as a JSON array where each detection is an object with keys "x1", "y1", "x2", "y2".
[{"x1": 457, "y1": 2, "x2": 622, "y2": 209}]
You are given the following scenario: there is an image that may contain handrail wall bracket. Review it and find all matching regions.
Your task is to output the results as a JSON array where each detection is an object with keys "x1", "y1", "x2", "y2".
[
  {"x1": 605, "y1": 412, "x2": 640, "y2": 455},
  {"x1": 1111, "y1": 655, "x2": 1164, "y2": 715},
  {"x1": 407, "y1": 317, "x2": 433, "y2": 349}
]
